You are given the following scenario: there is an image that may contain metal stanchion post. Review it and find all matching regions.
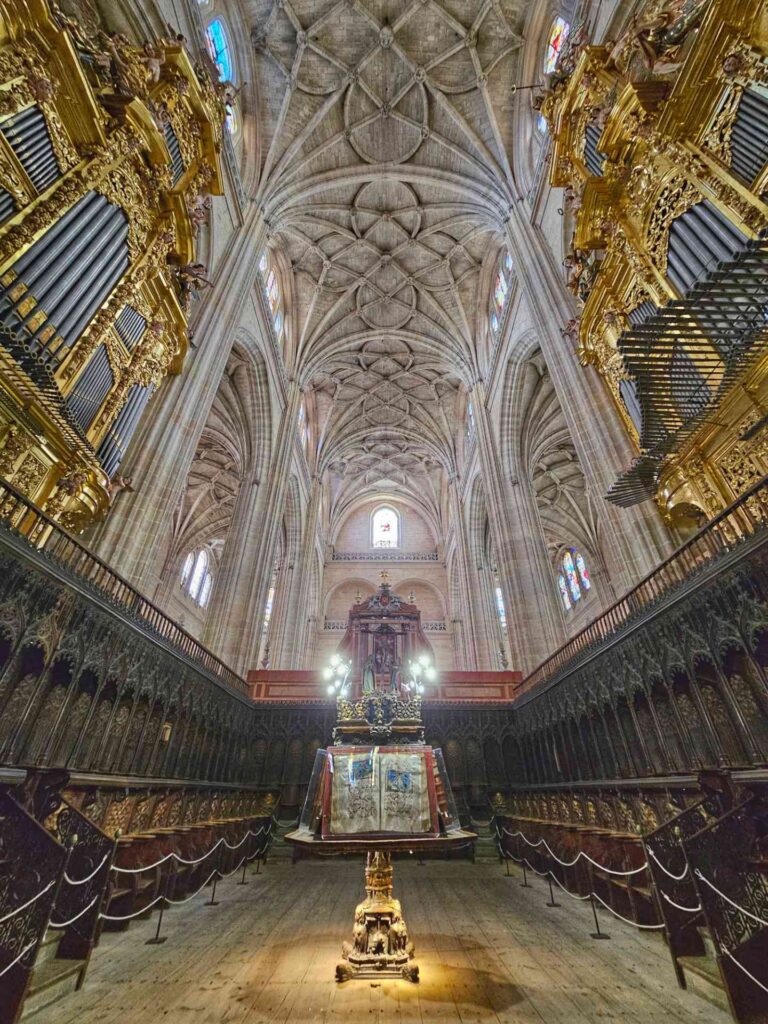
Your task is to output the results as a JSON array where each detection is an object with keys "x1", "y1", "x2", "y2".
[
  {"x1": 146, "y1": 898, "x2": 167, "y2": 945},
  {"x1": 520, "y1": 861, "x2": 530, "y2": 888},
  {"x1": 505, "y1": 854, "x2": 510, "y2": 876},
  {"x1": 146, "y1": 861, "x2": 173, "y2": 945},
  {"x1": 206, "y1": 845, "x2": 222, "y2": 907},
  {"x1": 589, "y1": 893, "x2": 610, "y2": 939},
  {"x1": 238, "y1": 832, "x2": 250, "y2": 886},
  {"x1": 546, "y1": 873, "x2": 560, "y2": 908}
]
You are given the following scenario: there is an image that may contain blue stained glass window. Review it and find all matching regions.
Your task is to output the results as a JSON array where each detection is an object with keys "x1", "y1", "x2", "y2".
[
  {"x1": 537, "y1": 113, "x2": 548, "y2": 136},
  {"x1": 490, "y1": 310, "x2": 499, "y2": 334},
  {"x1": 274, "y1": 310, "x2": 283, "y2": 337},
  {"x1": 562, "y1": 550, "x2": 581, "y2": 602},
  {"x1": 559, "y1": 548, "x2": 591, "y2": 610},
  {"x1": 504, "y1": 252, "x2": 513, "y2": 274},
  {"x1": 259, "y1": 252, "x2": 269, "y2": 275},
  {"x1": 205, "y1": 19, "x2": 234, "y2": 83}
]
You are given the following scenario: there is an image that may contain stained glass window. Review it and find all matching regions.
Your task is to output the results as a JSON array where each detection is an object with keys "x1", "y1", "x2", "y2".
[
  {"x1": 559, "y1": 548, "x2": 591, "y2": 610},
  {"x1": 537, "y1": 113, "x2": 548, "y2": 136},
  {"x1": 574, "y1": 550, "x2": 590, "y2": 590},
  {"x1": 372, "y1": 507, "x2": 398, "y2": 548},
  {"x1": 490, "y1": 250, "x2": 513, "y2": 336},
  {"x1": 259, "y1": 252, "x2": 269, "y2": 275},
  {"x1": 297, "y1": 400, "x2": 308, "y2": 450},
  {"x1": 205, "y1": 19, "x2": 234, "y2": 83},
  {"x1": 274, "y1": 310, "x2": 283, "y2": 337},
  {"x1": 562, "y1": 550, "x2": 581, "y2": 602},
  {"x1": 544, "y1": 17, "x2": 570, "y2": 75},
  {"x1": 266, "y1": 270, "x2": 279, "y2": 312},
  {"x1": 494, "y1": 585, "x2": 507, "y2": 631},
  {"x1": 494, "y1": 270, "x2": 508, "y2": 312},
  {"x1": 466, "y1": 399, "x2": 476, "y2": 447}
]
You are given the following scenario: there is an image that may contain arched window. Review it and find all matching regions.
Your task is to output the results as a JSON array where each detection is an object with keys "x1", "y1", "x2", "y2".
[
  {"x1": 494, "y1": 584, "x2": 507, "y2": 632},
  {"x1": 372, "y1": 507, "x2": 398, "y2": 548},
  {"x1": 297, "y1": 398, "x2": 309, "y2": 452},
  {"x1": 259, "y1": 254, "x2": 284, "y2": 342},
  {"x1": 205, "y1": 19, "x2": 234, "y2": 82},
  {"x1": 537, "y1": 113, "x2": 548, "y2": 136},
  {"x1": 489, "y1": 250, "x2": 513, "y2": 336},
  {"x1": 557, "y1": 547, "x2": 590, "y2": 611},
  {"x1": 180, "y1": 548, "x2": 214, "y2": 607},
  {"x1": 466, "y1": 399, "x2": 476, "y2": 448},
  {"x1": 544, "y1": 17, "x2": 570, "y2": 75}
]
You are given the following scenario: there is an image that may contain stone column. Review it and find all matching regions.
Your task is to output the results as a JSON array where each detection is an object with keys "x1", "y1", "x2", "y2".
[
  {"x1": 202, "y1": 381, "x2": 303, "y2": 674},
  {"x1": 470, "y1": 380, "x2": 564, "y2": 673},
  {"x1": 276, "y1": 474, "x2": 322, "y2": 668},
  {"x1": 91, "y1": 208, "x2": 268, "y2": 597},
  {"x1": 505, "y1": 208, "x2": 673, "y2": 598},
  {"x1": 447, "y1": 476, "x2": 486, "y2": 670}
]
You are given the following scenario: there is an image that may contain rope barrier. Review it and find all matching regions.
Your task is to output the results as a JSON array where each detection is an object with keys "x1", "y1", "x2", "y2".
[
  {"x1": 64, "y1": 854, "x2": 109, "y2": 887},
  {"x1": 648, "y1": 846, "x2": 689, "y2": 881},
  {"x1": 0, "y1": 880, "x2": 56, "y2": 924},
  {"x1": 110, "y1": 825, "x2": 270, "y2": 874},
  {"x1": 497, "y1": 825, "x2": 648, "y2": 876},
  {"x1": 497, "y1": 839, "x2": 664, "y2": 926},
  {"x1": 101, "y1": 838, "x2": 270, "y2": 920},
  {"x1": 164, "y1": 871, "x2": 218, "y2": 906},
  {"x1": 695, "y1": 870, "x2": 768, "y2": 928},
  {"x1": 549, "y1": 869, "x2": 592, "y2": 901},
  {"x1": 99, "y1": 895, "x2": 164, "y2": 922},
  {"x1": 591, "y1": 893, "x2": 665, "y2": 930},
  {"x1": 0, "y1": 940, "x2": 36, "y2": 978},
  {"x1": 721, "y1": 946, "x2": 768, "y2": 995},
  {"x1": 49, "y1": 895, "x2": 100, "y2": 929},
  {"x1": 660, "y1": 890, "x2": 701, "y2": 914}
]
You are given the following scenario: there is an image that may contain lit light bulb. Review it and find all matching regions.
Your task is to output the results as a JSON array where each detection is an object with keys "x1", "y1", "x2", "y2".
[
  {"x1": 330, "y1": 654, "x2": 340, "y2": 667},
  {"x1": 418, "y1": 654, "x2": 430, "y2": 667},
  {"x1": 327, "y1": 685, "x2": 335, "y2": 695},
  {"x1": 322, "y1": 667, "x2": 332, "y2": 680},
  {"x1": 425, "y1": 666, "x2": 436, "y2": 682},
  {"x1": 412, "y1": 663, "x2": 422, "y2": 677}
]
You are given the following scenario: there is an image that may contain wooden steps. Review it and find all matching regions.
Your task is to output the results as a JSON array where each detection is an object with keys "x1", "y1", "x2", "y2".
[
  {"x1": 20, "y1": 930, "x2": 86, "y2": 1020},
  {"x1": 678, "y1": 955, "x2": 728, "y2": 1013}
]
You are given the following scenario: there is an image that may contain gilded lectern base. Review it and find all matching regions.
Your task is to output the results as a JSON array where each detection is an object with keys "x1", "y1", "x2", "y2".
[{"x1": 336, "y1": 851, "x2": 418, "y2": 983}]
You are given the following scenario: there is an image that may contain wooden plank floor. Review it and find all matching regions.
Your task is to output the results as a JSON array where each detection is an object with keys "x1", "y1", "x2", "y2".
[{"x1": 35, "y1": 859, "x2": 731, "y2": 1024}]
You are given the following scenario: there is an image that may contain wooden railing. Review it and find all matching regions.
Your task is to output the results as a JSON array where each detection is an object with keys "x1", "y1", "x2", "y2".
[
  {"x1": 518, "y1": 476, "x2": 768, "y2": 699},
  {"x1": 0, "y1": 477, "x2": 249, "y2": 696}
]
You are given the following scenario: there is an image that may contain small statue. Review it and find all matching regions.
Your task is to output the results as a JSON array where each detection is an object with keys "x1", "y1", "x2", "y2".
[
  {"x1": 140, "y1": 43, "x2": 165, "y2": 84},
  {"x1": 107, "y1": 473, "x2": 135, "y2": 505},
  {"x1": 188, "y1": 193, "x2": 213, "y2": 235},
  {"x1": 389, "y1": 664, "x2": 402, "y2": 693},
  {"x1": 57, "y1": 470, "x2": 88, "y2": 495},
  {"x1": 362, "y1": 656, "x2": 375, "y2": 693}
]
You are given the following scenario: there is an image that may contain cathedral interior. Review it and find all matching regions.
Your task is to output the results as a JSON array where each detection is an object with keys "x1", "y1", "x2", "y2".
[{"x1": 1, "y1": 0, "x2": 768, "y2": 1020}]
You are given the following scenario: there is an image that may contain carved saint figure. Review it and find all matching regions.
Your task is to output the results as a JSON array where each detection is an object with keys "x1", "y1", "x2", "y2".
[{"x1": 362, "y1": 656, "x2": 375, "y2": 693}]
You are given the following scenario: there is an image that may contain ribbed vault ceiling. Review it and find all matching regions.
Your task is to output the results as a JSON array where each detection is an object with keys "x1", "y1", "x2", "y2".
[{"x1": 249, "y1": 0, "x2": 525, "y2": 517}]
